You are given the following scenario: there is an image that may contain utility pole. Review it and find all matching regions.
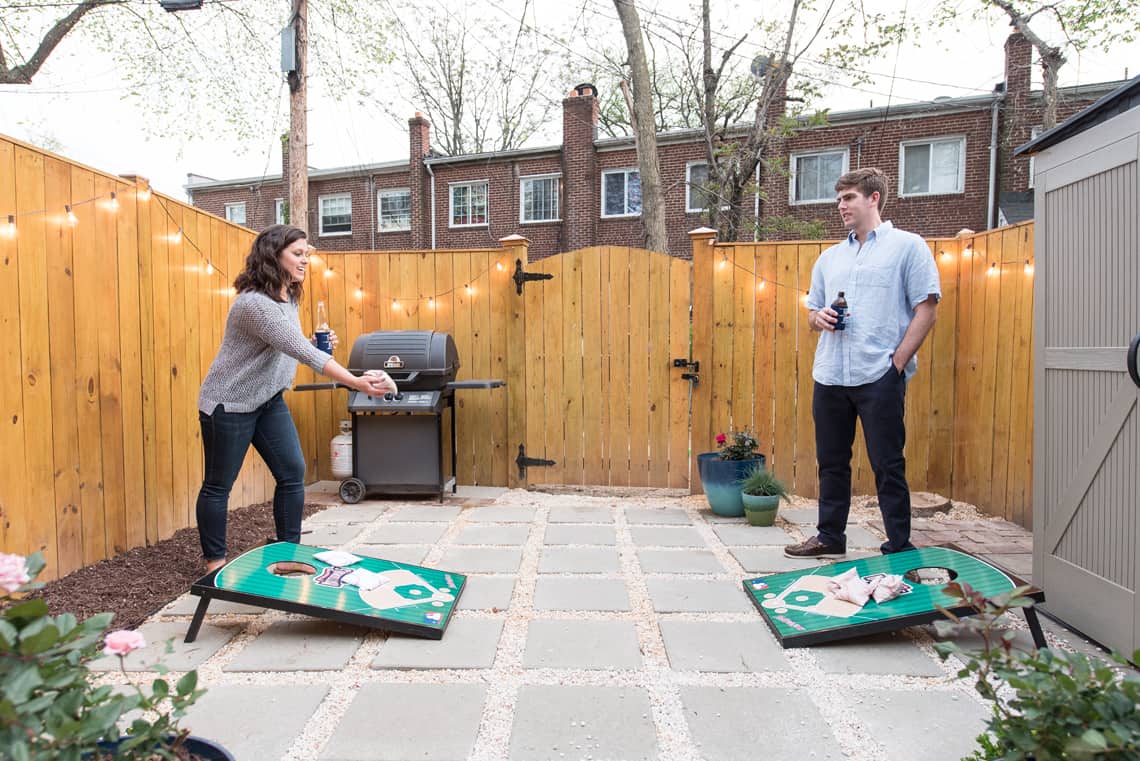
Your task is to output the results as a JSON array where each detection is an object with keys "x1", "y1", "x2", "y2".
[{"x1": 286, "y1": 0, "x2": 308, "y2": 233}]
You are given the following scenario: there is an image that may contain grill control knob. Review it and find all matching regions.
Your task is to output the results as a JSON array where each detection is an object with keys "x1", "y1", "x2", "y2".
[
  {"x1": 383, "y1": 393, "x2": 394, "y2": 401},
  {"x1": 394, "y1": 392, "x2": 404, "y2": 401}
]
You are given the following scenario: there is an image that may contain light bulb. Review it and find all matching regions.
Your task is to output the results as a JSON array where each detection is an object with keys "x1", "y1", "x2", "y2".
[
  {"x1": 108, "y1": 192, "x2": 119, "y2": 212},
  {"x1": 1024, "y1": 259, "x2": 1034, "y2": 276},
  {"x1": 65, "y1": 205, "x2": 78, "y2": 227},
  {"x1": 495, "y1": 261, "x2": 505, "y2": 272},
  {"x1": 718, "y1": 257, "x2": 728, "y2": 270},
  {"x1": 987, "y1": 262, "x2": 998, "y2": 277},
  {"x1": 464, "y1": 284, "x2": 474, "y2": 296},
  {"x1": 138, "y1": 185, "x2": 151, "y2": 202},
  {"x1": 427, "y1": 297, "x2": 436, "y2": 310},
  {"x1": 171, "y1": 229, "x2": 182, "y2": 244},
  {"x1": 324, "y1": 268, "x2": 334, "y2": 278},
  {"x1": 939, "y1": 250, "x2": 952, "y2": 262},
  {"x1": 391, "y1": 299, "x2": 400, "y2": 311},
  {"x1": 205, "y1": 263, "x2": 214, "y2": 275},
  {"x1": 354, "y1": 288, "x2": 364, "y2": 300},
  {"x1": 2, "y1": 215, "x2": 14, "y2": 239},
  {"x1": 962, "y1": 246, "x2": 973, "y2": 259},
  {"x1": 756, "y1": 279, "x2": 766, "y2": 292}
]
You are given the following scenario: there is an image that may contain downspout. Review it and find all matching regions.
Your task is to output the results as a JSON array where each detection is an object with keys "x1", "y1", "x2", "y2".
[
  {"x1": 369, "y1": 174, "x2": 376, "y2": 250},
  {"x1": 424, "y1": 160, "x2": 437, "y2": 250},
  {"x1": 753, "y1": 161, "x2": 760, "y2": 242},
  {"x1": 986, "y1": 91, "x2": 1002, "y2": 229}
]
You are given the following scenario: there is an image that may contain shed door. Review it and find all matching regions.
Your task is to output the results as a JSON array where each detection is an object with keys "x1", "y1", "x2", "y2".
[{"x1": 1034, "y1": 116, "x2": 1140, "y2": 656}]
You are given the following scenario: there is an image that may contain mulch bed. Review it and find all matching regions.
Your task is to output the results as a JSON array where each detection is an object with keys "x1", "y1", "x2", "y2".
[{"x1": 32, "y1": 502, "x2": 331, "y2": 630}]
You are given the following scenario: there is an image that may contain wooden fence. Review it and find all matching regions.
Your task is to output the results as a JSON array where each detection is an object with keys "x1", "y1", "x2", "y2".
[
  {"x1": 1, "y1": 134, "x2": 1037, "y2": 579},
  {"x1": 690, "y1": 223, "x2": 1036, "y2": 527}
]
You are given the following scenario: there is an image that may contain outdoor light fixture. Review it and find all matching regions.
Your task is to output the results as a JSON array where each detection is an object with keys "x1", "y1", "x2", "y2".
[
  {"x1": 757, "y1": 278, "x2": 766, "y2": 292},
  {"x1": 65, "y1": 205, "x2": 78, "y2": 226},
  {"x1": 108, "y1": 192, "x2": 119, "y2": 212},
  {"x1": 464, "y1": 284, "x2": 474, "y2": 296},
  {"x1": 138, "y1": 184, "x2": 151, "y2": 202},
  {"x1": 206, "y1": 263, "x2": 214, "y2": 275},
  {"x1": 355, "y1": 288, "x2": 364, "y2": 300},
  {"x1": 2, "y1": 215, "x2": 14, "y2": 239},
  {"x1": 391, "y1": 299, "x2": 400, "y2": 311},
  {"x1": 170, "y1": 229, "x2": 182, "y2": 244},
  {"x1": 939, "y1": 249, "x2": 953, "y2": 262},
  {"x1": 324, "y1": 268, "x2": 334, "y2": 278},
  {"x1": 987, "y1": 262, "x2": 998, "y2": 277},
  {"x1": 1024, "y1": 259, "x2": 1034, "y2": 275}
]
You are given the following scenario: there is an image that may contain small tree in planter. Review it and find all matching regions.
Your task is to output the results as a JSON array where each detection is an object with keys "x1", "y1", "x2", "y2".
[
  {"x1": 697, "y1": 430, "x2": 765, "y2": 517},
  {"x1": 739, "y1": 465, "x2": 788, "y2": 526},
  {"x1": 934, "y1": 581, "x2": 1140, "y2": 760}
]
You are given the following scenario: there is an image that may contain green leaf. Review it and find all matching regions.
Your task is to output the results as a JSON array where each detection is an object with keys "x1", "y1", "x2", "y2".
[
  {"x1": 10, "y1": 739, "x2": 30, "y2": 761},
  {"x1": 2, "y1": 662, "x2": 44, "y2": 703},
  {"x1": 151, "y1": 678, "x2": 169, "y2": 700},
  {"x1": 175, "y1": 670, "x2": 198, "y2": 697},
  {"x1": 18, "y1": 621, "x2": 61, "y2": 654},
  {"x1": 1078, "y1": 728, "x2": 1108, "y2": 749},
  {"x1": 2, "y1": 598, "x2": 49, "y2": 621}
]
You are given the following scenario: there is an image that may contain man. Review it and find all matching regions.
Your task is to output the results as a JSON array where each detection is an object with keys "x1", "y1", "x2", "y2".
[{"x1": 784, "y1": 168, "x2": 940, "y2": 559}]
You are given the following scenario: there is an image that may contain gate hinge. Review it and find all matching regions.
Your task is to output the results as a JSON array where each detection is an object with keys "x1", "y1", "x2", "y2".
[
  {"x1": 673, "y1": 357, "x2": 700, "y2": 385},
  {"x1": 516, "y1": 444, "x2": 556, "y2": 479},
  {"x1": 513, "y1": 259, "x2": 554, "y2": 295}
]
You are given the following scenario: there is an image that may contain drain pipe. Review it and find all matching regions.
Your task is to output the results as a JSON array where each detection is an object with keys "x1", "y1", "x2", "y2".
[
  {"x1": 369, "y1": 174, "x2": 376, "y2": 250},
  {"x1": 424, "y1": 160, "x2": 437, "y2": 250},
  {"x1": 753, "y1": 161, "x2": 760, "y2": 241},
  {"x1": 986, "y1": 91, "x2": 1002, "y2": 229}
]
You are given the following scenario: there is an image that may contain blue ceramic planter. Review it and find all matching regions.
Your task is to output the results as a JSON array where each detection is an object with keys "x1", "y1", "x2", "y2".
[
  {"x1": 697, "y1": 453, "x2": 766, "y2": 517},
  {"x1": 92, "y1": 735, "x2": 235, "y2": 760}
]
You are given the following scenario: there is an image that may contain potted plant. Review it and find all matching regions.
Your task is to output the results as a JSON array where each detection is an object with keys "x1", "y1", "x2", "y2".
[
  {"x1": 0, "y1": 551, "x2": 234, "y2": 761},
  {"x1": 739, "y1": 465, "x2": 788, "y2": 526},
  {"x1": 697, "y1": 429, "x2": 765, "y2": 517}
]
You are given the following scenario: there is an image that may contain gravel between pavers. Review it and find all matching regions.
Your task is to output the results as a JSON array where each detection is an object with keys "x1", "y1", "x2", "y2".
[{"x1": 96, "y1": 489, "x2": 1057, "y2": 761}]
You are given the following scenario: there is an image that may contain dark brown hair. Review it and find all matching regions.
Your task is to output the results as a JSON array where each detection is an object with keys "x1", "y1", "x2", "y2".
[
  {"x1": 233, "y1": 224, "x2": 307, "y2": 302},
  {"x1": 835, "y1": 168, "x2": 889, "y2": 212}
]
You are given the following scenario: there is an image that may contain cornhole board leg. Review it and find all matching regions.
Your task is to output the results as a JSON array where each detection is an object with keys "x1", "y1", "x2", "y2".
[
  {"x1": 184, "y1": 595, "x2": 212, "y2": 643},
  {"x1": 1023, "y1": 605, "x2": 1047, "y2": 649}
]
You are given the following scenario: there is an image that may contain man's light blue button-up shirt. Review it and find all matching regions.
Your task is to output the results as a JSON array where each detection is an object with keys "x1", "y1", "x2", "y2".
[{"x1": 806, "y1": 221, "x2": 941, "y2": 387}]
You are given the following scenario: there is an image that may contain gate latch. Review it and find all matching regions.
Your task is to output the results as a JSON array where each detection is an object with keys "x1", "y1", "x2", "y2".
[
  {"x1": 673, "y1": 357, "x2": 700, "y2": 385},
  {"x1": 513, "y1": 259, "x2": 554, "y2": 295},
  {"x1": 516, "y1": 444, "x2": 556, "y2": 480}
]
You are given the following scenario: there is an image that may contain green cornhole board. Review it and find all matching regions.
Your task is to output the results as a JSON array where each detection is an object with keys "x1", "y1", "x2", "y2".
[
  {"x1": 185, "y1": 543, "x2": 465, "y2": 642},
  {"x1": 743, "y1": 545, "x2": 1046, "y2": 648}
]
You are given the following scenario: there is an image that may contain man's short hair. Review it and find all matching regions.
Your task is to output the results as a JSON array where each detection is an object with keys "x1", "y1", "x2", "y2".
[{"x1": 835, "y1": 168, "x2": 889, "y2": 212}]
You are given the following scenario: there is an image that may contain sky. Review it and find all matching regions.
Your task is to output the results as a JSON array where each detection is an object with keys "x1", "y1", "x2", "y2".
[{"x1": 0, "y1": 0, "x2": 1135, "y2": 201}]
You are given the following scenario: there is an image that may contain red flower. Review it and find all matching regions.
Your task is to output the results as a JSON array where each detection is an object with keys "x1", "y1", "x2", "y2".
[{"x1": 716, "y1": 433, "x2": 727, "y2": 445}]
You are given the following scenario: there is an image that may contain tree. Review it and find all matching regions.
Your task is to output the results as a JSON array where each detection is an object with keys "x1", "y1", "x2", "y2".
[
  {"x1": 375, "y1": 0, "x2": 558, "y2": 155},
  {"x1": 612, "y1": 0, "x2": 669, "y2": 253},
  {"x1": 0, "y1": 0, "x2": 121, "y2": 85},
  {"x1": 939, "y1": 0, "x2": 1139, "y2": 130}
]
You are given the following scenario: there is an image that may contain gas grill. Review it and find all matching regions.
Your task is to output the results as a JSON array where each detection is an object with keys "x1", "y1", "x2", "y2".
[{"x1": 296, "y1": 330, "x2": 504, "y2": 503}]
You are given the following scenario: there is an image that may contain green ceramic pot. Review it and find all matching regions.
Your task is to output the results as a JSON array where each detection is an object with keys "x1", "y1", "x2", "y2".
[{"x1": 742, "y1": 493, "x2": 780, "y2": 526}]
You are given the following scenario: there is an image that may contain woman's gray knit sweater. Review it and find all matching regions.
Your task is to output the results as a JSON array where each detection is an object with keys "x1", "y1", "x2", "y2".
[{"x1": 198, "y1": 291, "x2": 331, "y2": 414}]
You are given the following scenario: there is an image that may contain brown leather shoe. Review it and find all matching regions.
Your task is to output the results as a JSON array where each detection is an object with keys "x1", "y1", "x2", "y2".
[{"x1": 783, "y1": 536, "x2": 846, "y2": 559}]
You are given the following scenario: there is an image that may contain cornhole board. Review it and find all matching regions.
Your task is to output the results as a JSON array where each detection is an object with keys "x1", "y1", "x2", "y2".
[
  {"x1": 743, "y1": 545, "x2": 1046, "y2": 648},
  {"x1": 185, "y1": 543, "x2": 465, "y2": 642}
]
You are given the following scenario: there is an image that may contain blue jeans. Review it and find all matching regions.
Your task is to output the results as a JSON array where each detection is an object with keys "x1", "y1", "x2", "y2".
[
  {"x1": 196, "y1": 391, "x2": 306, "y2": 561},
  {"x1": 813, "y1": 366, "x2": 914, "y2": 554}
]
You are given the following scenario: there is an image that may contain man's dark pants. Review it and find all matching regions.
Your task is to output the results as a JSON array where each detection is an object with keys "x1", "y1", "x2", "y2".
[{"x1": 813, "y1": 367, "x2": 914, "y2": 554}]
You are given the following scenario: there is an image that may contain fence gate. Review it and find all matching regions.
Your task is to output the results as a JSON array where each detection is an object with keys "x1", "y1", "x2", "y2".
[{"x1": 510, "y1": 245, "x2": 693, "y2": 489}]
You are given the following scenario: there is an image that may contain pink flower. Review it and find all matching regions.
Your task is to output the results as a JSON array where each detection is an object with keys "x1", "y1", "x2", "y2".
[
  {"x1": 716, "y1": 433, "x2": 727, "y2": 445},
  {"x1": 103, "y1": 630, "x2": 147, "y2": 657},
  {"x1": 0, "y1": 553, "x2": 30, "y2": 594}
]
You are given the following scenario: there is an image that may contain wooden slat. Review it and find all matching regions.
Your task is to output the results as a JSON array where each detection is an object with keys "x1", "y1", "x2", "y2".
[
  {"x1": 988, "y1": 227, "x2": 1020, "y2": 519},
  {"x1": 606, "y1": 247, "x2": 631, "y2": 485},
  {"x1": 581, "y1": 248, "x2": 604, "y2": 485},
  {"x1": 752, "y1": 245, "x2": 777, "y2": 471},
  {"x1": 503, "y1": 245, "x2": 527, "y2": 488},
  {"x1": 1006, "y1": 225, "x2": 1035, "y2": 526},
  {"x1": 136, "y1": 184, "x2": 158, "y2": 545},
  {"x1": 689, "y1": 237, "x2": 714, "y2": 492},
  {"x1": 771, "y1": 244, "x2": 798, "y2": 486},
  {"x1": 901, "y1": 243, "x2": 938, "y2": 493},
  {"x1": 541, "y1": 255, "x2": 565, "y2": 484},
  {"x1": 184, "y1": 212, "x2": 206, "y2": 525},
  {"x1": 952, "y1": 240, "x2": 982, "y2": 505},
  {"x1": 667, "y1": 257, "x2": 690, "y2": 489},
  {"x1": 165, "y1": 202, "x2": 190, "y2": 531},
  {"x1": 974, "y1": 231, "x2": 1004, "y2": 514},
  {"x1": 450, "y1": 253, "x2": 474, "y2": 484},
  {"x1": 487, "y1": 249, "x2": 511, "y2": 486},
  {"x1": 926, "y1": 239, "x2": 959, "y2": 496},
  {"x1": 795, "y1": 244, "x2": 820, "y2": 498},
  {"x1": 474, "y1": 251, "x2": 495, "y2": 485},
  {"x1": 562, "y1": 249, "x2": 585, "y2": 484},
  {"x1": 731, "y1": 245, "x2": 756, "y2": 452},
  {"x1": 627, "y1": 249, "x2": 649, "y2": 486},
  {"x1": 709, "y1": 245, "x2": 734, "y2": 445},
  {"x1": 523, "y1": 248, "x2": 546, "y2": 485},
  {"x1": 647, "y1": 250, "x2": 669, "y2": 486},
  {"x1": 151, "y1": 198, "x2": 176, "y2": 538}
]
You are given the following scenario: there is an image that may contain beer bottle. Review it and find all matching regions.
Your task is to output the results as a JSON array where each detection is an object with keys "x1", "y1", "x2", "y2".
[
  {"x1": 831, "y1": 291, "x2": 848, "y2": 331},
  {"x1": 315, "y1": 300, "x2": 332, "y2": 352}
]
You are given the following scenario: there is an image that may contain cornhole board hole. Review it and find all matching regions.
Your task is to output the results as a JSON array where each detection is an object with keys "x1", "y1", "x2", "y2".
[
  {"x1": 185, "y1": 543, "x2": 465, "y2": 642},
  {"x1": 743, "y1": 545, "x2": 1046, "y2": 648}
]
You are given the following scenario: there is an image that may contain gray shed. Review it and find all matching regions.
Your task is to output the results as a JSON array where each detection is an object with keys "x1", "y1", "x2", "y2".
[{"x1": 1016, "y1": 76, "x2": 1140, "y2": 656}]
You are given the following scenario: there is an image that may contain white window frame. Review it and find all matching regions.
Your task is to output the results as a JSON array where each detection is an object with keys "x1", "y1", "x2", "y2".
[
  {"x1": 601, "y1": 167, "x2": 641, "y2": 218},
  {"x1": 224, "y1": 202, "x2": 246, "y2": 225},
  {"x1": 789, "y1": 148, "x2": 850, "y2": 205},
  {"x1": 274, "y1": 198, "x2": 286, "y2": 225},
  {"x1": 318, "y1": 192, "x2": 353, "y2": 237},
  {"x1": 1028, "y1": 125, "x2": 1042, "y2": 190},
  {"x1": 449, "y1": 180, "x2": 489, "y2": 228},
  {"x1": 519, "y1": 173, "x2": 561, "y2": 224},
  {"x1": 898, "y1": 136, "x2": 966, "y2": 198},
  {"x1": 686, "y1": 162, "x2": 712, "y2": 213},
  {"x1": 377, "y1": 187, "x2": 412, "y2": 232}
]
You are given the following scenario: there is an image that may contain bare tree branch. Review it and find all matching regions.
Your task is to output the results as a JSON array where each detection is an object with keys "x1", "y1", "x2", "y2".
[{"x1": 1, "y1": 0, "x2": 123, "y2": 85}]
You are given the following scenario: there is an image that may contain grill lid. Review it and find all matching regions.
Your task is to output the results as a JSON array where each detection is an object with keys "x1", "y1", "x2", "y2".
[{"x1": 348, "y1": 331, "x2": 460, "y2": 390}]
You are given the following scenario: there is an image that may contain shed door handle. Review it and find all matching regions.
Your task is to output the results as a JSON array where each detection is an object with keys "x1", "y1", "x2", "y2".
[{"x1": 1128, "y1": 332, "x2": 1140, "y2": 389}]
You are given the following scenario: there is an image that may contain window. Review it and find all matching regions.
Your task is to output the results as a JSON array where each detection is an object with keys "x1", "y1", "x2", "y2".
[
  {"x1": 520, "y1": 175, "x2": 560, "y2": 223},
  {"x1": 274, "y1": 198, "x2": 286, "y2": 225},
  {"x1": 378, "y1": 188, "x2": 412, "y2": 231},
  {"x1": 602, "y1": 168, "x2": 641, "y2": 217},
  {"x1": 686, "y1": 162, "x2": 716, "y2": 212},
  {"x1": 900, "y1": 136, "x2": 965, "y2": 196},
  {"x1": 1028, "y1": 125, "x2": 1042, "y2": 189},
  {"x1": 790, "y1": 149, "x2": 849, "y2": 204},
  {"x1": 318, "y1": 193, "x2": 352, "y2": 236},
  {"x1": 224, "y1": 202, "x2": 246, "y2": 225},
  {"x1": 450, "y1": 181, "x2": 488, "y2": 227}
]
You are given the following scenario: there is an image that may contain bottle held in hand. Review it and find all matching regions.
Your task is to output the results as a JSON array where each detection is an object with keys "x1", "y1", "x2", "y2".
[
  {"x1": 831, "y1": 291, "x2": 848, "y2": 331},
  {"x1": 315, "y1": 300, "x2": 332, "y2": 352}
]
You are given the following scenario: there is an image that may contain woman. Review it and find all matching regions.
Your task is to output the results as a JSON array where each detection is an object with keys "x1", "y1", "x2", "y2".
[{"x1": 196, "y1": 225, "x2": 395, "y2": 573}]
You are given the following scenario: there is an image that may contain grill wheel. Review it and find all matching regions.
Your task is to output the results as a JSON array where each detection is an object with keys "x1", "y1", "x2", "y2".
[{"x1": 338, "y1": 477, "x2": 366, "y2": 504}]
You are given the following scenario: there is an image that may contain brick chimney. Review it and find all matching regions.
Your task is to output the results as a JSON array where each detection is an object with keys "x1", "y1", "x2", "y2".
[
  {"x1": 561, "y1": 83, "x2": 599, "y2": 252},
  {"x1": 409, "y1": 112, "x2": 432, "y2": 248},
  {"x1": 1001, "y1": 30, "x2": 1035, "y2": 193}
]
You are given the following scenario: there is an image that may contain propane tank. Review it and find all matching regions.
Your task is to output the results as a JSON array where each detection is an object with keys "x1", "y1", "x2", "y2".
[{"x1": 331, "y1": 420, "x2": 353, "y2": 479}]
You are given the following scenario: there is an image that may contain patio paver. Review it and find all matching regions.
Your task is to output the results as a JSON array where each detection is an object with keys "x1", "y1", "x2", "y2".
[
  {"x1": 299, "y1": 523, "x2": 367, "y2": 547},
  {"x1": 522, "y1": 620, "x2": 642, "y2": 669},
  {"x1": 542, "y1": 524, "x2": 617, "y2": 545},
  {"x1": 637, "y1": 549, "x2": 725, "y2": 574},
  {"x1": 711, "y1": 523, "x2": 796, "y2": 545},
  {"x1": 645, "y1": 578, "x2": 755, "y2": 613},
  {"x1": 548, "y1": 504, "x2": 616, "y2": 523},
  {"x1": 508, "y1": 685, "x2": 658, "y2": 761},
  {"x1": 371, "y1": 618, "x2": 504, "y2": 669},
  {"x1": 465, "y1": 505, "x2": 536, "y2": 522},
  {"x1": 454, "y1": 524, "x2": 531, "y2": 545},
  {"x1": 224, "y1": 621, "x2": 365, "y2": 672},
  {"x1": 362, "y1": 522, "x2": 447, "y2": 544},
  {"x1": 435, "y1": 546, "x2": 523, "y2": 573},
  {"x1": 812, "y1": 632, "x2": 944, "y2": 676},
  {"x1": 533, "y1": 577, "x2": 632, "y2": 611},
  {"x1": 455, "y1": 576, "x2": 517, "y2": 610},
  {"x1": 89, "y1": 621, "x2": 237, "y2": 672},
  {"x1": 624, "y1": 507, "x2": 692, "y2": 525},
  {"x1": 659, "y1": 620, "x2": 789, "y2": 672},
  {"x1": 387, "y1": 504, "x2": 461, "y2": 521},
  {"x1": 353, "y1": 544, "x2": 430, "y2": 565},
  {"x1": 160, "y1": 594, "x2": 264, "y2": 616},
  {"x1": 538, "y1": 546, "x2": 621, "y2": 573},
  {"x1": 303, "y1": 504, "x2": 388, "y2": 524},
  {"x1": 850, "y1": 689, "x2": 989, "y2": 761},
  {"x1": 629, "y1": 525, "x2": 707, "y2": 548},
  {"x1": 184, "y1": 685, "x2": 328, "y2": 761}
]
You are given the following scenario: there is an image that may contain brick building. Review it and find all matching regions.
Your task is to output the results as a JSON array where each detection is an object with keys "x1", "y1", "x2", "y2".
[{"x1": 187, "y1": 32, "x2": 1122, "y2": 259}]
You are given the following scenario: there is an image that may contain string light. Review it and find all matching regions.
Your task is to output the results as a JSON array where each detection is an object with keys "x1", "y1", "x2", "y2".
[
  {"x1": 391, "y1": 299, "x2": 400, "y2": 311},
  {"x1": 756, "y1": 278, "x2": 766, "y2": 292},
  {"x1": 137, "y1": 184, "x2": 151, "y2": 202},
  {"x1": 354, "y1": 288, "x2": 364, "y2": 300},
  {"x1": 65, "y1": 205, "x2": 78, "y2": 227},
  {"x1": 987, "y1": 261, "x2": 999, "y2": 277},
  {"x1": 1024, "y1": 259, "x2": 1034, "y2": 275},
  {"x1": 961, "y1": 245, "x2": 973, "y2": 259},
  {"x1": 2, "y1": 215, "x2": 14, "y2": 239},
  {"x1": 939, "y1": 249, "x2": 953, "y2": 262},
  {"x1": 495, "y1": 261, "x2": 505, "y2": 272},
  {"x1": 427, "y1": 297, "x2": 436, "y2": 310},
  {"x1": 205, "y1": 263, "x2": 214, "y2": 275},
  {"x1": 324, "y1": 268, "x2": 334, "y2": 278},
  {"x1": 108, "y1": 192, "x2": 119, "y2": 212},
  {"x1": 465, "y1": 284, "x2": 474, "y2": 296},
  {"x1": 170, "y1": 229, "x2": 182, "y2": 244}
]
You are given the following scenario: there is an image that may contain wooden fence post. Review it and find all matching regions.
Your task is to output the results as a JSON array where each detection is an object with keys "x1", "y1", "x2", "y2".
[
  {"x1": 689, "y1": 227, "x2": 717, "y2": 495},
  {"x1": 500, "y1": 234, "x2": 529, "y2": 488}
]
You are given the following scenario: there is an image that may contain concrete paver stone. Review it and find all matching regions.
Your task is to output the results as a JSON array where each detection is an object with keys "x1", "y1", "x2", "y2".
[
  {"x1": 435, "y1": 546, "x2": 523, "y2": 573},
  {"x1": 320, "y1": 683, "x2": 486, "y2": 761},
  {"x1": 730, "y1": 547, "x2": 870, "y2": 573},
  {"x1": 645, "y1": 578, "x2": 754, "y2": 613},
  {"x1": 779, "y1": 506, "x2": 819, "y2": 525},
  {"x1": 185, "y1": 684, "x2": 328, "y2": 761},
  {"x1": 850, "y1": 689, "x2": 989, "y2": 761},
  {"x1": 636, "y1": 549, "x2": 725, "y2": 574},
  {"x1": 543, "y1": 524, "x2": 617, "y2": 545},
  {"x1": 89, "y1": 621, "x2": 236, "y2": 672},
  {"x1": 548, "y1": 505, "x2": 616, "y2": 523},
  {"x1": 624, "y1": 507, "x2": 693, "y2": 525},
  {"x1": 509, "y1": 685, "x2": 658, "y2": 761},
  {"x1": 533, "y1": 577, "x2": 632, "y2": 611},
  {"x1": 304, "y1": 504, "x2": 388, "y2": 525},
  {"x1": 387, "y1": 505, "x2": 461, "y2": 521},
  {"x1": 711, "y1": 523, "x2": 796, "y2": 546},
  {"x1": 681, "y1": 686, "x2": 844, "y2": 761},
  {"x1": 371, "y1": 617, "x2": 504, "y2": 669},
  {"x1": 353, "y1": 544, "x2": 430, "y2": 565},
  {"x1": 538, "y1": 546, "x2": 621, "y2": 573},
  {"x1": 160, "y1": 594, "x2": 264, "y2": 616},
  {"x1": 846, "y1": 524, "x2": 885, "y2": 548},
  {"x1": 299, "y1": 523, "x2": 367, "y2": 547},
  {"x1": 464, "y1": 505, "x2": 537, "y2": 522},
  {"x1": 659, "y1": 620, "x2": 789, "y2": 672},
  {"x1": 454, "y1": 524, "x2": 531, "y2": 545},
  {"x1": 455, "y1": 576, "x2": 516, "y2": 610},
  {"x1": 629, "y1": 526, "x2": 707, "y2": 548},
  {"x1": 362, "y1": 522, "x2": 447, "y2": 544},
  {"x1": 225, "y1": 621, "x2": 365, "y2": 672},
  {"x1": 522, "y1": 620, "x2": 643, "y2": 669},
  {"x1": 812, "y1": 632, "x2": 944, "y2": 676}
]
